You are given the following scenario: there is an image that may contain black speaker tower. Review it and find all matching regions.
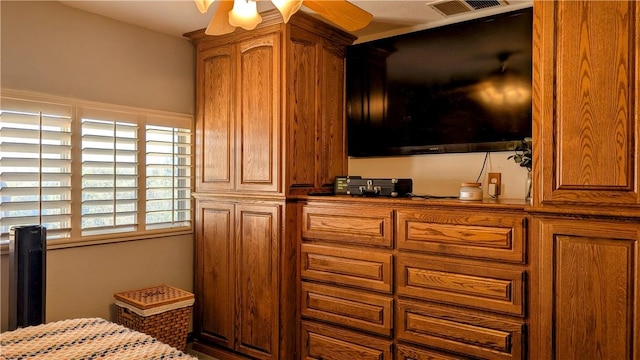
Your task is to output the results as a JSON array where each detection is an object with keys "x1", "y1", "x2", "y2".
[{"x1": 9, "y1": 225, "x2": 46, "y2": 330}]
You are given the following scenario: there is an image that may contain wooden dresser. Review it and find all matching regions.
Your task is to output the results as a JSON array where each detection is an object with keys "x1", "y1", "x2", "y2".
[{"x1": 298, "y1": 197, "x2": 530, "y2": 359}]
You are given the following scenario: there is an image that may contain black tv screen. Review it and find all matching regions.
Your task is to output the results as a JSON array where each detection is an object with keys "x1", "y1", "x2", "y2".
[{"x1": 346, "y1": 7, "x2": 533, "y2": 157}]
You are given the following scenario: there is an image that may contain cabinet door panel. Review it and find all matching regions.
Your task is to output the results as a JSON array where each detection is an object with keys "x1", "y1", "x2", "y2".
[
  {"x1": 287, "y1": 30, "x2": 318, "y2": 192},
  {"x1": 237, "y1": 34, "x2": 280, "y2": 193},
  {"x1": 531, "y1": 218, "x2": 640, "y2": 360},
  {"x1": 197, "y1": 46, "x2": 235, "y2": 192},
  {"x1": 302, "y1": 321, "x2": 393, "y2": 360},
  {"x1": 286, "y1": 28, "x2": 348, "y2": 195},
  {"x1": 318, "y1": 41, "x2": 347, "y2": 188},
  {"x1": 236, "y1": 203, "x2": 280, "y2": 358},
  {"x1": 536, "y1": 0, "x2": 640, "y2": 205},
  {"x1": 195, "y1": 201, "x2": 234, "y2": 347}
]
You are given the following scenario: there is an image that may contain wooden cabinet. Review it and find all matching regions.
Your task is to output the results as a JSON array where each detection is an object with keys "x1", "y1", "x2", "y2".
[
  {"x1": 531, "y1": 1, "x2": 640, "y2": 359},
  {"x1": 192, "y1": 12, "x2": 354, "y2": 197},
  {"x1": 299, "y1": 198, "x2": 529, "y2": 360},
  {"x1": 286, "y1": 26, "x2": 350, "y2": 194},
  {"x1": 395, "y1": 206, "x2": 528, "y2": 359},
  {"x1": 300, "y1": 202, "x2": 395, "y2": 356},
  {"x1": 534, "y1": 0, "x2": 640, "y2": 209},
  {"x1": 194, "y1": 201, "x2": 234, "y2": 349},
  {"x1": 188, "y1": 10, "x2": 354, "y2": 360},
  {"x1": 194, "y1": 199, "x2": 282, "y2": 359},
  {"x1": 530, "y1": 217, "x2": 640, "y2": 360},
  {"x1": 196, "y1": 44, "x2": 234, "y2": 192},
  {"x1": 195, "y1": 33, "x2": 280, "y2": 194}
]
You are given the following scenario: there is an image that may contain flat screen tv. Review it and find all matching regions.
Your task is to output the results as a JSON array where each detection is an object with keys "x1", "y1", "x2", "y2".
[{"x1": 346, "y1": 7, "x2": 533, "y2": 157}]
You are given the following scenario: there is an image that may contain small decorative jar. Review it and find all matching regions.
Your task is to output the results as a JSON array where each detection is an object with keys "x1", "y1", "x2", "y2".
[{"x1": 459, "y1": 182, "x2": 483, "y2": 201}]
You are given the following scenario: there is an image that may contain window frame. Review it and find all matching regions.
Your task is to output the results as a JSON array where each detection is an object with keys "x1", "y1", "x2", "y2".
[{"x1": 1, "y1": 89, "x2": 194, "y2": 250}]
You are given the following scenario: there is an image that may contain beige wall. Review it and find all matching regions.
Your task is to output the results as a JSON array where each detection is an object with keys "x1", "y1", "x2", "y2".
[
  {"x1": 349, "y1": 151, "x2": 530, "y2": 199},
  {"x1": 0, "y1": 0, "x2": 194, "y2": 114},
  {"x1": 0, "y1": 1, "x2": 195, "y2": 331},
  {"x1": 0, "y1": 236, "x2": 194, "y2": 332}
]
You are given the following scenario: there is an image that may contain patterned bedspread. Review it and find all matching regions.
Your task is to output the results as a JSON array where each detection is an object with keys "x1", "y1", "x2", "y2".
[{"x1": 0, "y1": 318, "x2": 197, "y2": 359}]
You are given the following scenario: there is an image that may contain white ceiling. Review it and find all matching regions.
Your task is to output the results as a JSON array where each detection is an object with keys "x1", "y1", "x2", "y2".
[{"x1": 59, "y1": 0, "x2": 532, "y2": 42}]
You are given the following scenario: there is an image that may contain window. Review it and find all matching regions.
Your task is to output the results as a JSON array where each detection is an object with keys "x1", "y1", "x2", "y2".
[
  {"x1": 80, "y1": 109, "x2": 140, "y2": 236},
  {"x1": 0, "y1": 98, "x2": 73, "y2": 240},
  {"x1": 145, "y1": 121, "x2": 191, "y2": 230},
  {"x1": 0, "y1": 93, "x2": 192, "y2": 244}
]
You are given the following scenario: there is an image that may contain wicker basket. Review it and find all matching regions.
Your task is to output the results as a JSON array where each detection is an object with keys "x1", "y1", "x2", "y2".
[{"x1": 114, "y1": 284, "x2": 194, "y2": 352}]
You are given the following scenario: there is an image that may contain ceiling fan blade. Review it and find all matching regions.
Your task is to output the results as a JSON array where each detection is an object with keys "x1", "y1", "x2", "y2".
[
  {"x1": 272, "y1": 0, "x2": 304, "y2": 23},
  {"x1": 303, "y1": 0, "x2": 373, "y2": 32},
  {"x1": 194, "y1": 0, "x2": 216, "y2": 14},
  {"x1": 205, "y1": 0, "x2": 236, "y2": 36}
]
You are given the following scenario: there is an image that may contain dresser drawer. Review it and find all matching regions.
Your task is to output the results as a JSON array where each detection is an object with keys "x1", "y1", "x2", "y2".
[
  {"x1": 397, "y1": 300, "x2": 525, "y2": 360},
  {"x1": 396, "y1": 210, "x2": 526, "y2": 263},
  {"x1": 397, "y1": 254, "x2": 525, "y2": 316},
  {"x1": 301, "y1": 282, "x2": 393, "y2": 336},
  {"x1": 301, "y1": 243, "x2": 393, "y2": 293},
  {"x1": 302, "y1": 205, "x2": 393, "y2": 248},
  {"x1": 302, "y1": 321, "x2": 393, "y2": 360},
  {"x1": 396, "y1": 344, "x2": 468, "y2": 360}
]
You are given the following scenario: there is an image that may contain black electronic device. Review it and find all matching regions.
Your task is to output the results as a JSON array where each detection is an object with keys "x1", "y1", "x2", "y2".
[
  {"x1": 346, "y1": 178, "x2": 412, "y2": 197},
  {"x1": 334, "y1": 175, "x2": 361, "y2": 195},
  {"x1": 346, "y1": 7, "x2": 533, "y2": 157},
  {"x1": 9, "y1": 225, "x2": 46, "y2": 330}
]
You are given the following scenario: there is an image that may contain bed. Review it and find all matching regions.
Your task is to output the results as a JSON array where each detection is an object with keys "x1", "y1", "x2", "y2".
[{"x1": 0, "y1": 317, "x2": 198, "y2": 359}]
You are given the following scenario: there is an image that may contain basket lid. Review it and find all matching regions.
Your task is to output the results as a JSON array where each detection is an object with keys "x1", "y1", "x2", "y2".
[{"x1": 114, "y1": 284, "x2": 194, "y2": 310}]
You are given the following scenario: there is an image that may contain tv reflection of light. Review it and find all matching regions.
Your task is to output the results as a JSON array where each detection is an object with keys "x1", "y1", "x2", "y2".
[
  {"x1": 474, "y1": 76, "x2": 531, "y2": 107},
  {"x1": 369, "y1": 92, "x2": 386, "y2": 125}
]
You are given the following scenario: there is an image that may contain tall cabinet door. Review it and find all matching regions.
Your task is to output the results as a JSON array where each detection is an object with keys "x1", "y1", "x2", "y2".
[
  {"x1": 196, "y1": 200, "x2": 282, "y2": 358},
  {"x1": 235, "y1": 203, "x2": 280, "y2": 359},
  {"x1": 318, "y1": 39, "x2": 348, "y2": 189},
  {"x1": 530, "y1": 217, "x2": 640, "y2": 360},
  {"x1": 195, "y1": 200, "x2": 235, "y2": 348},
  {"x1": 534, "y1": 0, "x2": 640, "y2": 207},
  {"x1": 196, "y1": 46, "x2": 235, "y2": 193},
  {"x1": 236, "y1": 34, "x2": 281, "y2": 193},
  {"x1": 286, "y1": 27, "x2": 348, "y2": 195}
]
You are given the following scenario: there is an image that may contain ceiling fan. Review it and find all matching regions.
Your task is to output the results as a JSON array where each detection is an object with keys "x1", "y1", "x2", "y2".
[{"x1": 194, "y1": 0, "x2": 373, "y2": 36}]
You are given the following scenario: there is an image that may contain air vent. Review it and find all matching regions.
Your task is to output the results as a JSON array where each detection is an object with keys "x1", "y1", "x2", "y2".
[
  {"x1": 466, "y1": 0, "x2": 504, "y2": 10},
  {"x1": 428, "y1": 0, "x2": 507, "y2": 17}
]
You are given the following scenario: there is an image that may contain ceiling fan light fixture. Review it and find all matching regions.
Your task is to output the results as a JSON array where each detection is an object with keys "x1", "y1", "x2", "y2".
[
  {"x1": 228, "y1": 0, "x2": 262, "y2": 30},
  {"x1": 194, "y1": 0, "x2": 373, "y2": 36},
  {"x1": 271, "y1": 0, "x2": 303, "y2": 23}
]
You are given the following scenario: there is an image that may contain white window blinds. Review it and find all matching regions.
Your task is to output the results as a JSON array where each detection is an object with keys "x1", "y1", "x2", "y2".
[
  {"x1": 81, "y1": 109, "x2": 140, "y2": 235},
  {"x1": 0, "y1": 98, "x2": 73, "y2": 241},
  {"x1": 1, "y1": 92, "x2": 192, "y2": 245},
  {"x1": 145, "y1": 120, "x2": 192, "y2": 230}
]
